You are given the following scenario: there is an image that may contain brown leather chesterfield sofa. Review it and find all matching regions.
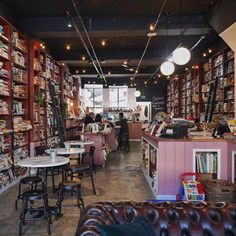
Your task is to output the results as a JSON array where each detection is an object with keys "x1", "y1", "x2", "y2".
[{"x1": 75, "y1": 201, "x2": 236, "y2": 236}]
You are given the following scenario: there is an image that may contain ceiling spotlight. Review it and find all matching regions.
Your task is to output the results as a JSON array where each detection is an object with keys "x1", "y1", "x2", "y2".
[
  {"x1": 154, "y1": 81, "x2": 157, "y2": 84},
  {"x1": 172, "y1": 47, "x2": 191, "y2": 65},
  {"x1": 76, "y1": 70, "x2": 79, "y2": 74},
  {"x1": 149, "y1": 23, "x2": 155, "y2": 31},
  {"x1": 82, "y1": 56, "x2": 86, "y2": 61},
  {"x1": 135, "y1": 69, "x2": 138, "y2": 74},
  {"x1": 208, "y1": 49, "x2": 212, "y2": 53},
  {"x1": 108, "y1": 71, "x2": 111, "y2": 75},
  {"x1": 62, "y1": 63, "x2": 65, "y2": 66},
  {"x1": 88, "y1": 81, "x2": 90, "y2": 84},
  {"x1": 135, "y1": 90, "x2": 141, "y2": 97},
  {"x1": 160, "y1": 61, "x2": 175, "y2": 76},
  {"x1": 203, "y1": 52, "x2": 207, "y2": 57},
  {"x1": 101, "y1": 40, "x2": 106, "y2": 46},
  {"x1": 185, "y1": 67, "x2": 188, "y2": 71},
  {"x1": 82, "y1": 69, "x2": 86, "y2": 73},
  {"x1": 93, "y1": 81, "x2": 96, "y2": 84},
  {"x1": 124, "y1": 60, "x2": 127, "y2": 65},
  {"x1": 130, "y1": 84, "x2": 133, "y2": 87},
  {"x1": 144, "y1": 81, "x2": 147, "y2": 85},
  {"x1": 134, "y1": 83, "x2": 136, "y2": 86},
  {"x1": 67, "y1": 19, "x2": 72, "y2": 28},
  {"x1": 130, "y1": 77, "x2": 133, "y2": 81},
  {"x1": 66, "y1": 44, "x2": 71, "y2": 50},
  {"x1": 158, "y1": 74, "x2": 161, "y2": 78},
  {"x1": 174, "y1": 76, "x2": 178, "y2": 80}
]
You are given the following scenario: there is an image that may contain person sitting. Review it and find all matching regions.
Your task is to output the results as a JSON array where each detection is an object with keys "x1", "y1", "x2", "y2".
[
  {"x1": 94, "y1": 113, "x2": 102, "y2": 123},
  {"x1": 118, "y1": 117, "x2": 130, "y2": 151},
  {"x1": 84, "y1": 113, "x2": 94, "y2": 126}
]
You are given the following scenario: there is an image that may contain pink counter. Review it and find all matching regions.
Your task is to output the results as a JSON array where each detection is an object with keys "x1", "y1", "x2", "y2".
[{"x1": 142, "y1": 132, "x2": 236, "y2": 200}]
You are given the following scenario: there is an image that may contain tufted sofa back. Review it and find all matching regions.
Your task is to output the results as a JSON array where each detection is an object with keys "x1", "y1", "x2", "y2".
[{"x1": 75, "y1": 201, "x2": 236, "y2": 236}]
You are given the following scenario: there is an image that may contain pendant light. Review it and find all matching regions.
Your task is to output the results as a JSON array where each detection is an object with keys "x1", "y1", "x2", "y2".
[
  {"x1": 172, "y1": 0, "x2": 191, "y2": 66},
  {"x1": 173, "y1": 47, "x2": 191, "y2": 65},
  {"x1": 135, "y1": 90, "x2": 141, "y2": 97},
  {"x1": 160, "y1": 15, "x2": 175, "y2": 76},
  {"x1": 160, "y1": 61, "x2": 175, "y2": 76}
]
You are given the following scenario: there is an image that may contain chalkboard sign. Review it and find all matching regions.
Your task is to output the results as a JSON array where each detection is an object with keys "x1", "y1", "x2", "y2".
[{"x1": 152, "y1": 96, "x2": 166, "y2": 116}]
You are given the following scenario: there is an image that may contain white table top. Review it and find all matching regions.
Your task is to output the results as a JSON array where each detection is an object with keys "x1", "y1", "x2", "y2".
[
  {"x1": 64, "y1": 140, "x2": 95, "y2": 146},
  {"x1": 17, "y1": 156, "x2": 69, "y2": 168},
  {"x1": 45, "y1": 148, "x2": 85, "y2": 155}
]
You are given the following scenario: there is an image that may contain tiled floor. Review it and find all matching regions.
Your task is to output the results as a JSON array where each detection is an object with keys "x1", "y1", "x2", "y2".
[{"x1": 0, "y1": 142, "x2": 153, "y2": 235}]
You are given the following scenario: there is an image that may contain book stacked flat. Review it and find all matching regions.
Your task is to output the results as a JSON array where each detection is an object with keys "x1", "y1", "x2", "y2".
[
  {"x1": 0, "y1": 79, "x2": 9, "y2": 96},
  {"x1": 0, "y1": 99, "x2": 8, "y2": 114},
  {"x1": 13, "y1": 117, "x2": 32, "y2": 132},
  {"x1": 13, "y1": 100, "x2": 24, "y2": 114},
  {"x1": 13, "y1": 85, "x2": 26, "y2": 97}
]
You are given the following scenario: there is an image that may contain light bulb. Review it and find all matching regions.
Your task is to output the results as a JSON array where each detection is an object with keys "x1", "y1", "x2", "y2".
[
  {"x1": 134, "y1": 91, "x2": 141, "y2": 97},
  {"x1": 160, "y1": 61, "x2": 175, "y2": 76},
  {"x1": 172, "y1": 47, "x2": 191, "y2": 65}
]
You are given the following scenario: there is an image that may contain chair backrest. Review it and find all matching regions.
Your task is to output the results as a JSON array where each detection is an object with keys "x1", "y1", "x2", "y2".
[
  {"x1": 89, "y1": 146, "x2": 96, "y2": 169},
  {"x1": 35, "y1": 146, "x2": 47, "y2": 156}
]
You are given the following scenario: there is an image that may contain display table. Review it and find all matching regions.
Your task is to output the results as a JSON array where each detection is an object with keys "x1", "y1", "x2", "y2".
[{"x1": 142, "y1": 131, "x2": 236, "y2": 200}]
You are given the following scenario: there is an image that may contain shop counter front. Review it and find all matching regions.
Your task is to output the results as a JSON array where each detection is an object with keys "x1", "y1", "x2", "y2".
[
  {"x1": 83, "y1": 128, "x2": 118, "y2": 166},
  {"x1": 142, "y1": 131, "x2": 236, "y2": 200}
]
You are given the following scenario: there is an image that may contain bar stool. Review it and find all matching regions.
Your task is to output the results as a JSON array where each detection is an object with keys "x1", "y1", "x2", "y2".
[
  {"x1": 56, "y1": 180, "x2": 84, "y2": 215},
  {"x1": 15, "y1": 176, "x2": 43, "y2": 210},
  {"x1": 19, "y1": 189, "x2": 52, "y2": 236}
]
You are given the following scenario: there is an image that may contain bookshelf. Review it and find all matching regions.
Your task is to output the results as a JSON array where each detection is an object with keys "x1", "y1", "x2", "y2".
[
  {"x1": 0, "y1": 17, "x2": 13, "y2": 191},
  {"x1": 60, "y1": 66, "x2": 79, "y2": 118},
  {"x1": 46, "y1": 56, "x2": 61, "y2": 148},
  {"x1": 200, "y1": 48, "x2": 235, "y2": 121},
  {"x1": 193, "y1": 149, "x2": 220, "y2": 180},
  {"x1": 11, "y1": 28, "x2": 31, "y2": 178},
  {"x1": 29, "y1": 40, "x2": 47, "y2": 153},
  {"x1": 167, "y1": 78, "x2": 180, "y2": 116}
]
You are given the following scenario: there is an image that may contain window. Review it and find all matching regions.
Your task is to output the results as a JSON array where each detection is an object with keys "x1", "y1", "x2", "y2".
[
  {"x1": 109, "y1": 86, "x2": 128, "y2": 108},
  {"x1": 83, "y1": 84, "x2": 103, "y2": 113}
]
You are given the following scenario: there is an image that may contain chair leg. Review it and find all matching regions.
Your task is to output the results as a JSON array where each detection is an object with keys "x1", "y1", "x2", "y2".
[
  {"x1": 90, "y1": 173, "x2": 96, "y2": 195},
  {"x1": 56, "y1": 185, "x2": 64, "y2": 216},
  {"x1": 51, "y1": 168, "x2": 55, "y2": 193},
  {"x1": 15, "y1": 182, "x2": 22, "y2": 211}
]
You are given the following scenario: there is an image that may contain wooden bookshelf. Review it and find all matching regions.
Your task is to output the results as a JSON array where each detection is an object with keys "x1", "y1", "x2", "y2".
[
  {"x1": 46, "y1": 56, "x2": 61, "y2": 148},
  {"x1": 29, "y1": 40, "x2": 47, "y2": 154},
  {"x1": 0, "y1": 16, "x2": 13, "y2": 191},
  {"x1": 12, "y1": 28, "x2": 31, "y2": 178}
]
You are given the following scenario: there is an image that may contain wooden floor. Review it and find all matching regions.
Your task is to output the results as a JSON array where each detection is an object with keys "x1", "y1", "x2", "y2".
[{"x1": 0, "y1": 142, "x2": 153, "y2": 236}]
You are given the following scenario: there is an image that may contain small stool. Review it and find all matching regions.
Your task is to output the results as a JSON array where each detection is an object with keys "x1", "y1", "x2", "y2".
[
  {"x1": 57, "y1": 180, "x2": 84, "y2": 215},
  {"x1": 15, "y1": 176, "x2": 43, "y2": 210},
  {"x1": 19, "y1": 190, "x2": 51, "y2": 236}
]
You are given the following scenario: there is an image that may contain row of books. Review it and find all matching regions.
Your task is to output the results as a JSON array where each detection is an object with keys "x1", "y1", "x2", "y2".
[
  {"x1": 13, "y1": 100, "x2": 25, "y2": 114},
  {"x1": 13, "y1": 51, "x2": 25, "y2": 67},
  {"x1": 0, "y1": 135, "x2": 10, "y2": 153},
  {"x1": 13, "y1": 133, "x2": 26, "y2": 150},
  {"x1": 0, "y1": 120, "x2": 12, "y2": 134},
  {"x1": 13, "y1": 85, "x2": 26, "y2": 97},
  {"x1": 0, "y1": 172, "x2": 11, "y2": 190},
  {"x1": 0, "y1": 41, "x2": 8, "y2": 59},
  {"x1": 34, "y1": 76, "x2": 45, "y2": 89},
  {"x1": 13, "y1": 67, "x2": 25, "y2": 82},
  {"x1": 0, "y1": 153, "x2": 12, "y2": 171},
  {"x1": 34, "y1": 58, "x2": 42, "y2": 71},
  {"x1": 195, "y1": 152, "x2": 218, "y2": 174},
  {"x1": 13, "y1": 117, "x2": 32, "y2": 132},
  {"x1": 12, "y1": 31, "x2": 26, "y2": 52},
  {"x1": 13, "y1": 147, "x2": 28, "y2": 164}
]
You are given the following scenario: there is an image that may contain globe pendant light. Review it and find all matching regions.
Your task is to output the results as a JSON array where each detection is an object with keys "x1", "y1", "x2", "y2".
[
  {"x1": 160, "y1": 61, "x2": 175, "y2": 76},
  {"x1": 172, "y1": 47, "x2": 191, "y2": 65},
  {"x1": 134, "y1": 90, "x2": 141, "y2": 97}
]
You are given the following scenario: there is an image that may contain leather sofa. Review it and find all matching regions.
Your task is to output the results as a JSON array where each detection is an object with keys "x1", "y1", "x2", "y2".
[{"x1": 75, "y1": 201, "x2": 236, "y2": 236}]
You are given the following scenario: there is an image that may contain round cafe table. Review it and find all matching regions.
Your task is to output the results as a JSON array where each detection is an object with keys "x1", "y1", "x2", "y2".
[
  {"x1": 64, "y1": 140, "x2": 95, "y2": 147},
  {"x1": 17, "y1": 156, "x2": 69, "y2": 217},
  {"x1": 45, "y1": 148, "x2": 85, "y2": 156},
  {"x1": 17, "y1": 156, "x2": 70, "y2": 189}
]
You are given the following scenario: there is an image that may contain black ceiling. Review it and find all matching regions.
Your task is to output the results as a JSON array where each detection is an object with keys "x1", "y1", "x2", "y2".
[{"x1": 0, "y1": 0, "x2": 229, "y2": 85}]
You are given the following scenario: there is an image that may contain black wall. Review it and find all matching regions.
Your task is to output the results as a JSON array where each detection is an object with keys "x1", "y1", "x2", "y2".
[{"x1": 136, "y1": 77, "x2": 167, "y2": 119}]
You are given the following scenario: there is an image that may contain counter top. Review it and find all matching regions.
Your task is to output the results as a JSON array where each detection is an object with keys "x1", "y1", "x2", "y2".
[{"x1": 143, "y1": 131, "x2": 236, "y2": 143}]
